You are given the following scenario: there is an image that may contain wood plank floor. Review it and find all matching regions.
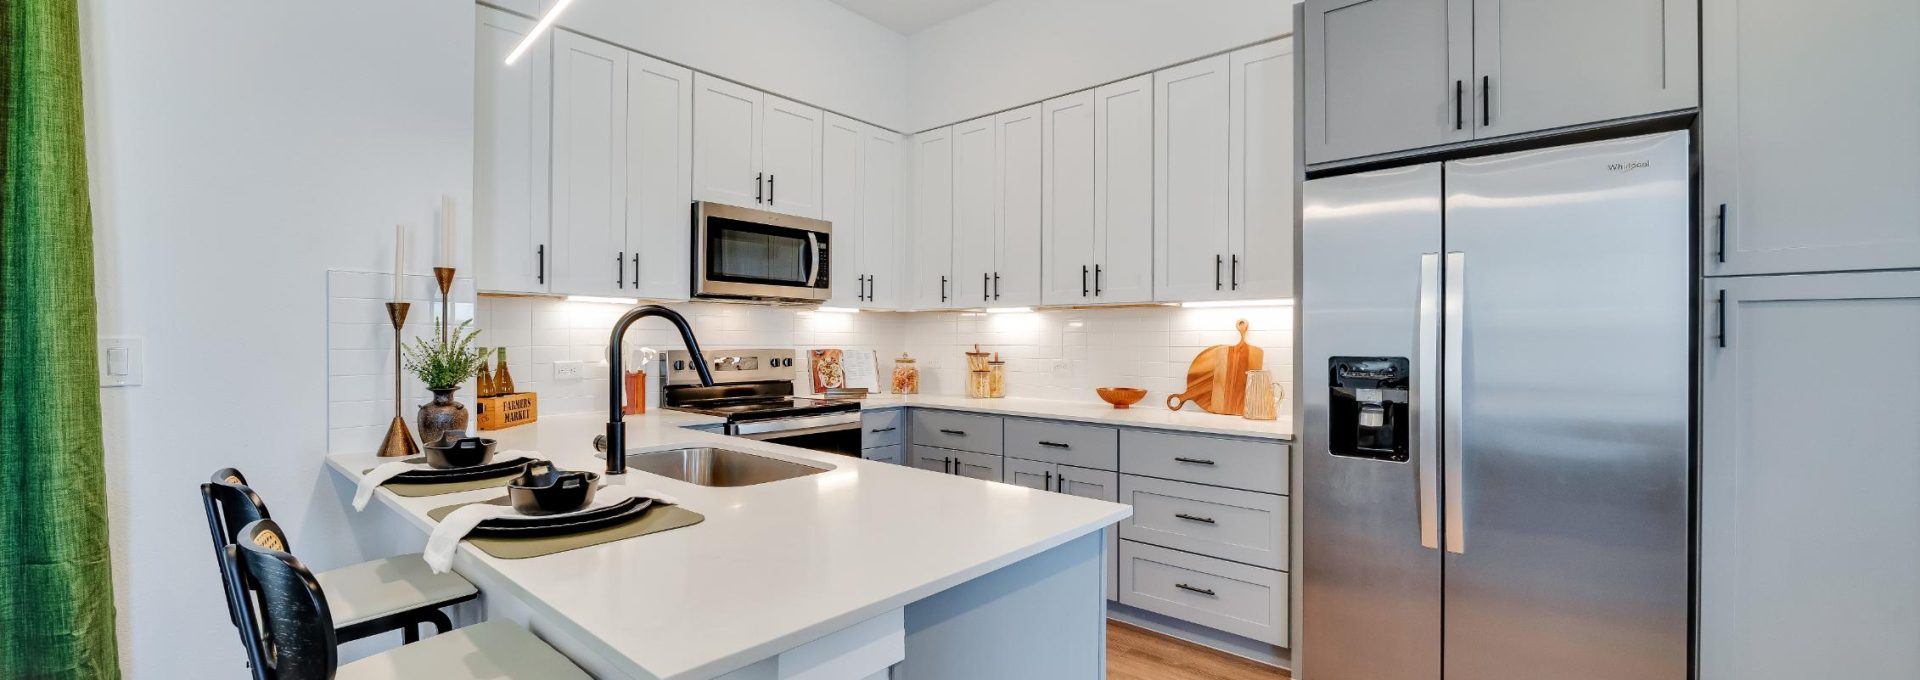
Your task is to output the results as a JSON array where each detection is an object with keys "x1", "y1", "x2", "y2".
[{"x1": 1108, "y1": 620, "x2": 1289, "y2": 680}]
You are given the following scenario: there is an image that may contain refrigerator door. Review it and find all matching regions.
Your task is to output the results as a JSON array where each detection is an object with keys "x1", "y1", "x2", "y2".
[
  {"x1": 1302, "y1": 163, "x2": 1444, "y2": 680},
  {"x1": 1440, "y1": 131, "x2": 1691, "y2": 680}
]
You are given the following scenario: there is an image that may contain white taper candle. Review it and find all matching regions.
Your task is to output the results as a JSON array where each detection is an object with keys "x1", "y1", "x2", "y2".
[
  {"x1": 441, "y1": 194, "x2": 455, "y2": 267},
  {"x1": 393, "y1": 223, "x2": 406, "y2": 301}
]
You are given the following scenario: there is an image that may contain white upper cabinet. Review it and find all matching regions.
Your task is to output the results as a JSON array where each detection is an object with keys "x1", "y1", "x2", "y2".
[
  {"x1": 823, "y1": 113, "x2": 866, "y2": 308},
  {"x1": 692, "y1": 75, "x2": 763, "y2": 212},
  {"x1": 1230, "y1": 40, "x2": 1296, "y2": 300},
  {"x1": 1042, "y1": 90, "x2": 1096, "y2": 306},
  {"x1": 861, "y1": 125, "x2": 904, "y2": 309},
  {"x1": 474, "y1": 7, "x2": 550, "y2": 295},
  {"x1": 1154, "y1": 55, "x2": 1233, "y2": 303},
  {"x1": 623, "y1": 52, "x2": 694, "y2": 300},
  {"x1": 1304, "y1": 0, "x2": 1471, "y2": 164},
  {"x1": 1704, "y1": 0, "x2": 1920, "y2": 276},
  {"x1": 1305, "y1": 0, "x2": 1697, "y2": 164},
  {"x1": 1473, "y1": 0, "x2": 1697, "y2": 138},
  {"x1": 911, "y1": 127, "x2": 956, "y2": 309},
  {"x1": 691, "y1": 75, "x2": 824, "y2": 219},
  {"x1": 1094, "y1": 75, "x2": 1156, "y2": 304},
  {"x1": 994, "y1": 104, "x2": 1043, "y2": 308},
  {"x1": 761, "y1": 94, "x2": 825, "y2": 219},
  {"x1": 551, "y1": 30, "x2": 628, "y2": 298},
  {"x1": 952, "y1": 115, "x2": 997, "y2": 306}
]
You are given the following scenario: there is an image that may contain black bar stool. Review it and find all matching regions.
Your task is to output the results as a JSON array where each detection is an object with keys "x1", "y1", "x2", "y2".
[
  {"x1": 226, "y1": 519, "x2": 588, "y2": 680},
  {"x1": 202, "y1": 468, "x2": 478, "y2": 644}
]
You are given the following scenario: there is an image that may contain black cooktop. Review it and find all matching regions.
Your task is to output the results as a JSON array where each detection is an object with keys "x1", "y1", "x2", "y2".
[{"x1": 663, "y1": 382, "x2": 859, "y2": 423}]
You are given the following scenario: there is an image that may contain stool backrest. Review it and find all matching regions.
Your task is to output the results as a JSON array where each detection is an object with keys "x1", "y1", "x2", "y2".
[
  {"x1": 228, "y1": 519, "x2": 337, "y2": 680},
  {"x1": 202, "y1": 468, "x2": 274, "y2": 629}
]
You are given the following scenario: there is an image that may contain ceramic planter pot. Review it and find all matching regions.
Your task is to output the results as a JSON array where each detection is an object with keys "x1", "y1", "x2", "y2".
[{"x1": 417, "y1": 388, "x2": 469, "y2": 447}]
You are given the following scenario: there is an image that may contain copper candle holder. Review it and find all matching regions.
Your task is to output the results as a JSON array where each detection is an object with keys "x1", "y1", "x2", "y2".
[
  {"x1": 378, "y1": 301, "x2": 421, "y2": 457},
  {"x1": 433, "y1": 266, "x2": 456, "y2": 342}
]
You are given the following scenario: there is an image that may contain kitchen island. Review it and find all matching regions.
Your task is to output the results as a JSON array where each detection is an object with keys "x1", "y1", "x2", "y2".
[{"x1": 327, "y1": 410, "x2": 1131, "y2": 679}]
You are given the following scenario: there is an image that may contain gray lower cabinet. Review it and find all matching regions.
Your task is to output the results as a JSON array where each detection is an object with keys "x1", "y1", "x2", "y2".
[
  {"x1": 1118, "y1": 474, "x2": 1288, "y2": 571},
  {"x1": 910, "y1": 410, "x2": 1003, "y2": 454},
  {"x1": 911, "y1": 444, "x2": 1002, "y2": 482},
  {"x1": 861, "y1": 443, "x2": 902, "y2": 465},
  {"x1": 1118, "y1": 540, "x2": 1287, "y2": 645},
  {"x1": 1701, "y1": 272, "x2": 1920, "y2": 680},
  {"x1": 1120, "y1": 430, "x2": 1289, "y2": 495},
  {"x1": 1004, "y1": 456, "x2": 1055, "y2": 490},
  {"x1": 1008, "y1": 456, "x2": 1122, "y2": 602},
  {"x1": 1702, "y1": 0, "x2": 1920, "y2": 276},
  {"x1": 1005, "y1": 418, "x2": 1118, "y2": 470},
  {"x1": 861, "y1": 409, "x2": 905, "y2": 450}
]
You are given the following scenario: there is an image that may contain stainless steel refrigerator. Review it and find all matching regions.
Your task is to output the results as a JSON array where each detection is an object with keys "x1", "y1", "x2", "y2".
[{"x1": 1301, "y1": 131, "x2": 1692, "y2": 680}]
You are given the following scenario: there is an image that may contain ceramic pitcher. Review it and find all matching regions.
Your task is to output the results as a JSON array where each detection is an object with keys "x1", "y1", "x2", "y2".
[{"x1": 1242, "y1": 369, "x2": 1283, "y2": 421}]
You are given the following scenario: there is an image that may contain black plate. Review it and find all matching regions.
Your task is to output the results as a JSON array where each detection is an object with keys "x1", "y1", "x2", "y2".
[
  {"x1": 391, "y1": 457, "x2": 532, "y2": 484},
  {"x1": 468, "y1": 497, "x2": 656, "y2": 539}
]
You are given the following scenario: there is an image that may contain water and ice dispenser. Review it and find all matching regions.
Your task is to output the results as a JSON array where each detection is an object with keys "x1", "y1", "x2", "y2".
[{"x1": 1328, "y1": 357, "x2": 1410, "y2": 462}]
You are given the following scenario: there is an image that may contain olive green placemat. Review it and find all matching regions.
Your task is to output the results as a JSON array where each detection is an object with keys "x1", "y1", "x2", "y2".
[
  {"x1": 362, "y1": 457, "x2": 530, "y2": 498},
  {"x1": 425, "y1": 497, "x2": 704, "y2": 560}
]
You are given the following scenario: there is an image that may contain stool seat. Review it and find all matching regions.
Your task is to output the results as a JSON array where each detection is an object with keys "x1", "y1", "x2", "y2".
[
  {"x1": 317, "y1": 554, "x2": 479, "y2": 629},
  {"x1": 336, "y1": 620, "x2": 589, "y2": 680}
]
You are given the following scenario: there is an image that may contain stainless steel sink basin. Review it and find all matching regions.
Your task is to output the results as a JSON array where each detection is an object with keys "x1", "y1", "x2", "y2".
[{"x1": 625, "y1": 447, "x2": 830, "y2": 487}]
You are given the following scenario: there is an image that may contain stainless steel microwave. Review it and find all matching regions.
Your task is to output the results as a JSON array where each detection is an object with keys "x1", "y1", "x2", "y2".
[{"x1": 691, "y1": 201, "x2": 832, "y2": 303}]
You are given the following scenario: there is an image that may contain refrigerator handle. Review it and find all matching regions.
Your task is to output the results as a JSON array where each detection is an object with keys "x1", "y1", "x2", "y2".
[
  {"x1": 1416, "y1": 253, "x2": 1442, "y2": 550},
  {"x1": 1443, "y1": 251, "x2": 1468, "y2": 554}
]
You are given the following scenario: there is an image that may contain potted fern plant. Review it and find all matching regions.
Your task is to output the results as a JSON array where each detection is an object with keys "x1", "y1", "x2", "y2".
[{"x1": 402, "y1": 319, "x2": 485, "y2": 446}]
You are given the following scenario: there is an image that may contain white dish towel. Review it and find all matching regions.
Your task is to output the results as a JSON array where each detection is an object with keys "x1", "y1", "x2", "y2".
[
  {"x1": 350, "y1": 450, "x2": 539, "y2": 511},
  {"x1": 422, "y1": 487, "x2": 679, "y2": 573}
]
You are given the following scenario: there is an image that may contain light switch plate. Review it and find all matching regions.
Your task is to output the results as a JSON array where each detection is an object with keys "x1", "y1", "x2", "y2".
[
  {"x1": 99, "y1": 337, "x2": 144, "y2": 387},
  {"x1": 553, "y1": 360, "x2": 584, "y2": 381}
]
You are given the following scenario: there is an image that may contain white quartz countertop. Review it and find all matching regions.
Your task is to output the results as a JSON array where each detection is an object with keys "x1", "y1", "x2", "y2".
[
  {"x1": 326, "y1": 411, "x2": 1131, "y2": 679},
  {"x1": 858, "y1": 394, "x2": 1293, "y2": 441}
]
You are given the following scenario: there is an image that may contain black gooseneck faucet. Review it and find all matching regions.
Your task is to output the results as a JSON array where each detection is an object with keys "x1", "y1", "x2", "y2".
[{"x1": 595, "y1": 305, "x2": 713, "y2": 475}]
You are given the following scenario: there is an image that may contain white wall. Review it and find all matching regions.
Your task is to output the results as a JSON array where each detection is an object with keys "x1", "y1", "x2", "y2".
[
  {"x1": 906, "y1": 0, "x2": 1293, "y2": 131},
  {"x1": 81, "y1": 0, "x2": 474, "y2": 673},
  {"x1": 531, "y1": 0, "x2": 913, "y2": 131}
]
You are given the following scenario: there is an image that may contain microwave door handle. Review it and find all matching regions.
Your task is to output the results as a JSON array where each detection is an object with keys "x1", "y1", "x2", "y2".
[{"x1": 806, "y1": 232, "x2": 821, "y2": 287}]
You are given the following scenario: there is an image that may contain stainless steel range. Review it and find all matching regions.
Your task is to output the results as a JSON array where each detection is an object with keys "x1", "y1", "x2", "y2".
[{"x1": 663, "y1": 349, "x2": 861, "y2": 456}]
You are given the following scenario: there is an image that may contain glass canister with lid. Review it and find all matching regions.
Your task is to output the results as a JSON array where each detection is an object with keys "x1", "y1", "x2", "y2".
[{"x1": 891, "y1": 353, "x2": 919, "y2": 395}]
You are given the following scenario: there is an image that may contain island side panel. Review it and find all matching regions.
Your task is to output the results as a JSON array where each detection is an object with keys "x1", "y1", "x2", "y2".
[{"x1": 897, "y1": 532, "x2": 1107, "y2": 679}]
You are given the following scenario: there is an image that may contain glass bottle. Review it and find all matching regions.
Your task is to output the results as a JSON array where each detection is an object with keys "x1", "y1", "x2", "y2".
[
  {"x1": 475, "y1": 349, "x2": 496, "y2": 398},
  {"x1": 493, "y1": 347, "x2": 516, "y2": 395},
  {"x1": 987, "y1": 353, "x2": 1006, "y2": 398}
]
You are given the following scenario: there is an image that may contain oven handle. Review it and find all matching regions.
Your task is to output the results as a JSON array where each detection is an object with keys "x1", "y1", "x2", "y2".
[
  {"x1": 726, "y1": 412, "x2": 861, "y2": 438},
  {"x1": 806, "y1": 232, "x2": 822, "y2": 287}
]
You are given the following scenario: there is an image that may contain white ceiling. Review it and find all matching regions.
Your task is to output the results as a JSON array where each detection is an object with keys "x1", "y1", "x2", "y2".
[{"x1": 828, "y1": 0, "x2": 1002, "y2": 34}]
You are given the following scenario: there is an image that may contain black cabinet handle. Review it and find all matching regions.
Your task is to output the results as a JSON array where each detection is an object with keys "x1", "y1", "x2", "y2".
[
  {"x1": 1215, "y1": 255, "x2": 1223, "y2": 290},
  {"x1": 756, "y1": 172, "x2": 764, "y2": 203},
  {"x1": 1043, "y1": 471, "x2": 1052, "y2": 491},
  {"x1": 1053, "y1": 473, "x2": 1064, "y2": 492},
  {"x1": 1454, "y1": 80, "x2": 1464, "y2": 130},
  {"x1": 869, "y1": 427, "x2": 896, "y2": 433},
  {"x1": 1482, "y1": 75, "x2": 1491, "y2": 127},
  {"x1": 632, "y1": 253, "x2": 639, "y2": 288},
  {"x1": 1230, "y1": 255, "x2": 1239, "y2": 290},
  {"x1": 536, "y1": 244, "x2": 544, "y2": 284},
  {"x1": 869, "y1": 275, "x2": 876, "y2": 301},
  {"x1": 616, "y1": 251, "x2": 625, "y2": 289},
  {"x1": 1175, "y1": 512, "x2": 1217, "y2": 524},
  {"x1": 1038, "y1": 441, "x2": 1070, "y2": 449},
  {"x1": 1174, "y1": 583, "x2": 1217, "y2": 597},
  {"x1": 1173, "y1": 457, "x2": 1216, "y2": 466},
  {"x1": 1716, "y1": 289, "x2": 1727, "y2": 348},
  {"x1": 768, "y1": 174, "x2": 775, "y2": 204},
  {"x1": 1094, "y1": 264, "x2": 1102, "y2": 296},
  {"x1": 1081, "y1": 265, "x2": 1090, "y2": 297},
  {"x1": 993, "y1": 272, "x2": 1000, "y2": 300},
  {"x1": 1715, "y1": 203, "x2": 1728, "y2": 264},
  {"x1": 940, "y1": 429, "x2": 966, "y2": 436},
  {"x1": 983, "y1": 272, "x2": 990, "y2": 302},
  {"x1": 941, "y1": 275, "x2": 948, "y2": 303}
]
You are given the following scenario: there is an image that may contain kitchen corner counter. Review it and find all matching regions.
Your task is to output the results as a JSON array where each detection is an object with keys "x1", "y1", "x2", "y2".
[
  {"x1": 326, "y1": 411, "x2": 1130, "y2": 679},
  {"x1": 858, "y1": 394, "x2": 1294, "y2": 441}
]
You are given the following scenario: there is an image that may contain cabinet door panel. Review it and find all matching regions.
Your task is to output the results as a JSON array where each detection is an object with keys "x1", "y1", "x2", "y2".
[
  {"x1": 1701, "y1": 272, "x2": 1920, "y2": 680},
  {"x1": 762, "y1": 94, "x2": 824, "y2": 219},
  {"x1": 1004, "y1": 457, "x2": 1056, "y2": 491},
  {"x1": 1095, "y1": 75, "x2": 1156, "y2": 304},
  {"x1": 551, "y1": 31, "x2": 627, "y2": 297},
  {"x1": 1042, "y1": 91, "x2": 1095, "y2": 306},
  {"x1": 860, "y1": 127, "x2": 904, "y2": 309},
  {"x1": 624, "y1": 53, "x2": 693, "y2": 300},
  {"x1": 911, "y1": 129, "x2": 955, "y2": 309},
  {"x1": 822, "y1": 113, "x2": 865, "y2": 308},
  {"x1": 1304, "y1": 0, "x2": 1472, "y2": 164},
  {"x1": 1154, "y1": 56, "x2": 1233, "y2": 302},
  {"x1": 1473, "y1": 0, "x2": 1696, "y2": 139},
  {"x1": 910, "y1": 445, "x2": 952, "y2": 474},
  {"x1": 1231, "y1": 40, "x2": 1297, "y2": 300},
  {"x1": 692, "y1": 74, "x2": 762, "y2": 210},
  {"x1": 995, "y1": 104, "x2": 1044, "y2": 308},
  {"x1": 1704, "y1": 0, "x2": 1920, "y2": 275},
  {"x1": 952, "y1": 116, "x2": 998, "y2": 306},
  {"x1": 474, "y1": 7, "x2": 550, "y2": 294},
  {"x1": 951, "y1": 449, "x2": 1003, "y2": 482}
]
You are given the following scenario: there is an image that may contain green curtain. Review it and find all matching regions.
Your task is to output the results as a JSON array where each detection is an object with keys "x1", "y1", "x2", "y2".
[{"x1": 0, "y1": 0, "x2": 122, "y2": 676}]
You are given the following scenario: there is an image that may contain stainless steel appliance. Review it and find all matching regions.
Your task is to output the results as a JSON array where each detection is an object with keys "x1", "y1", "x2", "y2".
[
  {"x1": 691, "y1": 201, "x2": 832, "y2": 302},
  {"x1": 663, "y1": 348, "x2": 861, "y2": 456},
  {"x1": 1301, "y1": 131, "x2": 1692, "y2": 680}
]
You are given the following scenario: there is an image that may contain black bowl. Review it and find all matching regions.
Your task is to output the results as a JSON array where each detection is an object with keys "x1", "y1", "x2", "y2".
[
  {"x1": 423, "y1": 436, "x2": 497, "y2": 469},
  {"x1": 507, "y1": 461, "x2": 600, "y2": 515}
]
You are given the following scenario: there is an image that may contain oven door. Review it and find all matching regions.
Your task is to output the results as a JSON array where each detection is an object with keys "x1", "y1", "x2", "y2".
[
  {"x1": 726, "y1": 412, "x2": 862, "y2": 457},
  {"x1": 693, "y1": 201, "x2": 832, "y2": 301}
]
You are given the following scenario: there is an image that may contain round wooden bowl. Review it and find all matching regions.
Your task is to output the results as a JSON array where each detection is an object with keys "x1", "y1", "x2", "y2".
[{"x1": 1096, "y1": 387, "x2": 1148, "y2": 409}]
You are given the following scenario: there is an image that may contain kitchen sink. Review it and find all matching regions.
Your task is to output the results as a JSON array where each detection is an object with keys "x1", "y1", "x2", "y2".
[{"x1": 624, "y1": 447, "x2": 830, "y2": 487}]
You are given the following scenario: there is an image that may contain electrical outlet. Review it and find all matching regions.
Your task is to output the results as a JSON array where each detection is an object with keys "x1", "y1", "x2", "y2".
[
  {"x1": 1051, "y1": 359, "x2": 1071, "y2": 377},
  {"x1": 553, "y1": 360, "x2": 584, "y2": 381}
]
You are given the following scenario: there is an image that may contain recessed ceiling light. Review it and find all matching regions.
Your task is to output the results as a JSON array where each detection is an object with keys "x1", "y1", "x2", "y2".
[{"x1": 565, "y1": 295, "x2": 639, "y2": 305}]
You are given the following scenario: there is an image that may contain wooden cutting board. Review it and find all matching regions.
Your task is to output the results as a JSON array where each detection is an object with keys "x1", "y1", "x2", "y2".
[{"x1": 1166, "y1": 320, "x2": 1265, "y2": 415}]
